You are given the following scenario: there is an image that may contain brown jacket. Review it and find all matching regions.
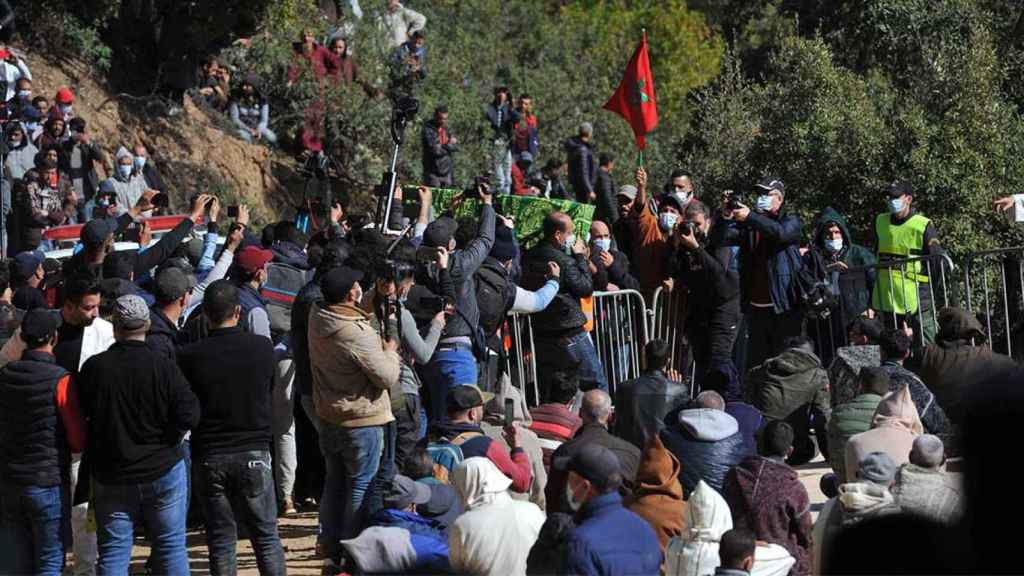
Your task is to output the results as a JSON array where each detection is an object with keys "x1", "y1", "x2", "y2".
[
  {"x1": 309, "y1": 302, "x2": 399, "y2": 427},
  {"x1": 626, "y1": 434, "x2": 686, "y2": 551},
  {"x1": 845, "y1": 385, "x2": 922, "y2": 482}
]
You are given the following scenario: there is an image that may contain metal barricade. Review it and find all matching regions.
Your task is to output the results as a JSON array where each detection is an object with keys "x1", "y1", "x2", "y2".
[
  {"x1": 962, "y1": 246, "x2": 1024, "y2": 358},
  {"x1": 649, "y1": 286, "x2": 694, "y2": 385},
  {"x1": 590, "y1": 290, "x2": 650, "y2": 396},
  {"x1": 504, "y1": 312, "x2": 539, "y2": 405}
]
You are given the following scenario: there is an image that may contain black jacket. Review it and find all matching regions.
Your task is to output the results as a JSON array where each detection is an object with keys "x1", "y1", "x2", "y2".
[
  {"x1": 565, "y1": 136, "x2": 596, "y2": 203},
  {"x1": 660, "y1": 406, "x2": 747, "y2": 497},
  {"x1": 292, "y1": 279, "x2": 323, "y2": 397},
  {"x1": 594, "y1": 168, "x2": 618, "y2": 225},
  {"x1": 141, "y1": 163, "x2": 164, "y2": 193},
  {"x1": 0, "y1": 351, "x2": 70, "y2": 487},
  {"x1": 590, "y1": 247, "x2": 640, "y2": 292},
  {"x1": 721, "y1": 210, "x2": 803, "y2": 313},
  {"x1": 669, "y1": 231, "x2": 741, "y2": 315},
  {"x1": 177, "y1": 326, "x2": 276, "y2": 456},
  {"x1": 146, "y1": 306, "x2": 180, "y2": 363},
  {"x1": 545, "y1": 423, "x2": 641, "y2": 514},
  {"x1": 79, "y1": 340, "x2": 199, "y2": 485},
  {"x1": 421, "y1": 119, "x2": 457, "y2": 180},
  {"x1": 524, "y1": 240, "x2": 593, "y2": 336}
]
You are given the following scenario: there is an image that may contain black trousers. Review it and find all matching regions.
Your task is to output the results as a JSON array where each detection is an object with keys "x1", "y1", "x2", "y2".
[{"x1": 746, "y1": 306, "x2": 805, "y2": 372}]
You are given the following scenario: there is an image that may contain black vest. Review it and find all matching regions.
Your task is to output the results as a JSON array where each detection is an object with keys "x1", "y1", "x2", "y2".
[{"x1": 0, "y1": 350, "x2": 70, "y2": 487}]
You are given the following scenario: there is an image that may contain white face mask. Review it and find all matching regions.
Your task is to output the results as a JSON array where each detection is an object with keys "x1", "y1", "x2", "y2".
[
  {"x1": 756, "y1": 195, "x2": 774, "y2": 212},
  {"x1": 133, "y1": 156, "x2": 146, "y2": 170},
  {"x1": 593, "y1": 238, "x2": 611, "y2": 252},
  {"x1": 826, "y1": 238, "x2": 844, "y2": 253},
  {"x1": 889, "y1": 197, "x2": 904, "y2": 214},
  {"x1": 59, "y1": 104, "x2": 73, "y2": 115},
  {"x1": 118, "y1": 164, "x2": 133, "y2": 179},
  {"x1": 658, "y1": 212, "x2": 678, "y2": 233},
  {"x1": 674, "y1": 191, "x2": 691, "y2": 207},
  {"x1": 563, "y1": 233, "x2": 576, "y2": 253},
  {"x1": 565, "y1": 483, "x2": 584, "y2": 512}
]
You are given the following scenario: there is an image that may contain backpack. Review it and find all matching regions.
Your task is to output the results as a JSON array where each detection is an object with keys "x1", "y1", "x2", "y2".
[
  {"x1": 426, "y1": 431, "x2": 482, "y2": 484},
  {"x1": 475, "y1": 258, "x2": 512, "y2": 337},
  {"x1": 260, "y1": 262, "x2": 311, "y2": 338}
]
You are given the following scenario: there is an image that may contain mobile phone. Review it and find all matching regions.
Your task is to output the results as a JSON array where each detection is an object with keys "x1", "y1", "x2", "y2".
[
  {"x1": 504, "y1": 398, "x2": 515, "y2": 428},
  {"x1": 227, "y1": 205, "x2": 240, "y2": 218}
]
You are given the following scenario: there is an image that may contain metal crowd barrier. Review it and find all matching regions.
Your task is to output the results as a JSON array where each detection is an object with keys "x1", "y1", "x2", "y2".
[
  {"x1": 962, "y1": 246, "x2": 1024, "y2": 358},
  {"x1": 649, "y1": 286, "x2": 695, "y2": 385},
  {"x1": 504, "y1": 312, "x2": 539, "y2": 405},
  {"x1": 590, "y1": 289, "x2": 650, "y2": 396}
]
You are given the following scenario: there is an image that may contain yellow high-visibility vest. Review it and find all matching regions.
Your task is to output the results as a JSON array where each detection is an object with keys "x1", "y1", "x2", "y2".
[{"x1": 872, "y1": 212, "x2": 930, "y2": 315}]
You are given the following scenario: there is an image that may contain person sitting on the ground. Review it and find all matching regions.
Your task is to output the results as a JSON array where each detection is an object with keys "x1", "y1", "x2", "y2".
[
  {"x1": 546, "y1": 389, "x2": 640, "y2": 513},
  {"x1": 716, "y1": 529, "x2": 756, "y2": 576},
  {"x1": 529, "y1": 368, "x2": 583, "y2": 473},
  {"x1": 723, "y1": 421, "x2": 813, "y2": 576},
  {"x1": 449, "y1": 457, "x2": 544, "y2": 576},
  {"x1": 479, "y1": 382, "x2": 548, "y2": 510},
  {"x1": 878, "y1": 328, "x2": 953, "y2": 443},
  {"x1": 230, "y1": 74, "x2": 277, "y2": 145},
  {"x1": 428, "y1": 384, "x2": 532, "y2": 492},
  {"x1": 660, "y1": 390, "x2": 746, "y2": 497},
  {"x1": 827, "y1": 317, "x2": 883, "y2": 408},
  {"x1": 563, "y1": 443, "x2": 663, "y2": 576},
  {"x1": 813, "y1": 451, "x2": 901, "y2": 574},
  {"x1": 826, "y1": 366, "x2": 888, "y2": 483},
  {"x1": 402, "y1": 447, "x2": 463, "y2": 530},
  {"x1": 845, "y1": 384, "x2": 922, "y2": 482},
  {"x1": 365, "y1": 474, "x2": 451, "y2": 573},
  {"x1": 626, "y1": 434, "x2": 686, "y2": 553},
  {"x1": 614, "y1": 338, "x2": 689, "y2": 449},
  {"x1": 892, "y1": 434, "x2": 963, "y2": 525},
  {"x1": 748, "y1": 336, "x2": 830, "y2": 466}
]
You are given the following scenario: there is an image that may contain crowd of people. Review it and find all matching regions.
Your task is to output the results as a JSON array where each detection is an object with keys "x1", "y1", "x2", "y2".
[{"x1": 0, "y1": 1, "x2": 1018, "y2": 575}]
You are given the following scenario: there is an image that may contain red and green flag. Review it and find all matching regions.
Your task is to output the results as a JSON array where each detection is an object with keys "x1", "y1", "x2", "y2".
[{"x1": 603, "y1": 32, "x2": 658, "y2": 150}]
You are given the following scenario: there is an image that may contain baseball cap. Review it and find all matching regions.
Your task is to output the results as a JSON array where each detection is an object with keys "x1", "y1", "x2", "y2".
[
  {"x1": 857, "y1": 451, "x2": 898, "y2": 485},
  {"x1": 322, "y1": 266, "x2": 364, "y2": 304},
  {"x1": 20, "y1": 308, "x2": 61, "y2": 343},
  {"x1": 888, "y1": 180, "x2": 913, "y2": 198},
  {"x1": 555, "y1": 443, "x2": 622, "y2": 489},
  {"x1": 755, "y1": 177, "x2": 786, "y2": 196},
  {"x1": 489, "y1": 223, "x2": 517, "y2": 262},
  {"x1": 113, "y1": 294, "x2": 150, "y2": 331},
  {"x1": 423, "y1": 216, "x2": 458, "y2": 249},
  {"x1": 12, "y1": 251, "x2": 44, "y2": 280},
  {"x1": 446, "y1": 385, "x2": 495, "y2": 413},
  {"x1": 55, "y1": 87, "x2": 75, "y2": 105},
  {"x1": 616, "y1": 185, "x2": 638, "y2": 201},
  {"x1": 81, "y1": 218, "x2": 117, "y2": 248},
  {"x1": 153, "y1": 267, "x2": 193, "y2": 303},
  {"x1": 383, "y1": 475, "x2": 431, "y2": 510},
  {"x1": 235, "y1": 246, "x2": 273, "y2": 275}
]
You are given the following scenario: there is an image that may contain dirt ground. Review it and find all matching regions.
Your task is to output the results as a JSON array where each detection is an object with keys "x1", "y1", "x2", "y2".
[{"x1": 118, "y1": 457, "x2": 832, "y2": 575}]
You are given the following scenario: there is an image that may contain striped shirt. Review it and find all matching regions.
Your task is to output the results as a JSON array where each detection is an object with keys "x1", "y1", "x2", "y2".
[{"x1": 529, "y1": 403, "x2": 582, "y2": 472}]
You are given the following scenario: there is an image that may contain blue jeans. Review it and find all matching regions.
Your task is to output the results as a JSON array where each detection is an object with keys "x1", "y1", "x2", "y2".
[
  {"x1": 422, "y1": 346, "x2": 478, "y2": 422},
  {"x1": 320, "y1": 424, "x2": 383, "y2": 557},
  {"x1": 0, "y1": 482, "x2": 66, "y2": 575},
  {"x1": 363, "y1": 421, "x2": 397, "y2": 521},
  {"x1": 536, "y1": 331, "x2": 608, "y2": 399},
  {"x1": 93, "y1": 459, "x2": 189, "y2": 575},
  {"x1": 196, "y1": 450, "x2": 286, "y2": 576}
]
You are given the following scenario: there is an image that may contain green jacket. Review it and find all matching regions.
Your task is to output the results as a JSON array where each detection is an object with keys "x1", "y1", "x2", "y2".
[
  {"x1": 804, "y1": 207, "x2": 877, "y2": 319},
  {"x1": 826, "y1": 393, "x2": 883, "y2": 480}
]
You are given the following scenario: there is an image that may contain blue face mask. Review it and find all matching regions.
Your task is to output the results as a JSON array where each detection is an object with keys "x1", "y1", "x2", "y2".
[
  {"x1": 118, "y1": 164, "x2": 133, "y2": 179},
  {"x1": 17, "y1": 90, "x2": 30, "y2": 100},
  {"x1": 826, "y1": 238, "x2": 844, "y2": 253},
  {"x1": 563, "y1": 233, "x2": 576, "y2": 253},
  {"x1": 593, "y1": 238, "x2": 611, "y2": 252},
  {"x1": 59, "y1": 104, "x2": 72, "y2": 116},
  {"x1": 756, "y1": 195, "x2": 774, "y2": 212},
  {"x1": 24, "y1": 122, "x2": 37, "y2": 133},
  {"x1": 134, "y1": 156, "x2": 146, "y2": 170},
  {"x1": 658, "y1": 212, "x2": 678, "y2": 233},
  {"x1": 889, "y1": 197, "x2": 905, "y2": 214}
]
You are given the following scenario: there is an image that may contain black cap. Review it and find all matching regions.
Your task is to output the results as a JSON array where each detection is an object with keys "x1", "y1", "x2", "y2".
[
  {"x1": 422, "y1": 216, "x2": 458, "y2": 249},
  {"x1": 554, "y1": 443, "x2": 622, "y2": 488},
  {"x1": 12, "y1": 251, "x2": 44, "y2": 280},
  {"x1": 81, "y1": 218, "x2": 117, "y2": 248},
  {"x1": 153, "y1": 267, "x2": 193, "y2": 303},
  {"x1": 888, "y1": 180, "x2": 913, "y2": 198},
  {"x1": 322, "y1": 266, "x2": 364, "y2": 304},
  {"x1": 755, "y1": 177, "x2": 786, "y2": 195},
  {"x1": 658, "y1": 193, "x2": 684, "y2": 213},
  {"x1": 20, "y1": 308, "x2": 61, "y2": 343},
  {"x1": 446, "y1": 385, "x2": 495, "y2": 412},
  {"x1": 489, "y1": 223, "x2": 517, "y2": 262}
]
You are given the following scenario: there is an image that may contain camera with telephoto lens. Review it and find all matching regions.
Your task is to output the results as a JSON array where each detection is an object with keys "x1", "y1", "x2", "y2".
[
  {"x1": 725, "y1": 190, "x2": 746, "y2": 211},
  {"x1": 463, "y1": 170, "x2": 493, "y2": 200},
  {"x1": 679, "y1": 221, "x2": 695, "y2": 237}
]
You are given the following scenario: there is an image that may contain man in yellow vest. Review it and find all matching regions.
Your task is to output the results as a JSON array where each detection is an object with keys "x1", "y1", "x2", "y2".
[{"x1": 873, "y1": 180, "x2": 944, "y2": 347}]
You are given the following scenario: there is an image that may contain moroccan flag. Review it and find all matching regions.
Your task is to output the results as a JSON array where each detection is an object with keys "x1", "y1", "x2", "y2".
[{"x1": 603, "y1": 33, "x2": 658, "y2": 149}]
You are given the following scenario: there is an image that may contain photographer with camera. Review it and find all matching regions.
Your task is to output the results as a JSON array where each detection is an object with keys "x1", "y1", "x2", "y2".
[
  {"x1": 722, "y1": 177, "x2": 805, "y2": 372},
  {"x1": 418, "y1": 175, "x2": 494, "y2": 423},
  {"x1": 421, "y1": 105, "x2": 457, "y2": 188},
  {"x1": 803, "y1": 208, "x2": 877, "y2": 366},
  {"x1": 668, "y1": 199, "x2": 741, "y2": 388}
]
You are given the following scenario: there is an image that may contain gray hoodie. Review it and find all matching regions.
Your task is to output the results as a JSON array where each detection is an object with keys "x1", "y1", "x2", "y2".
[
  {"x1": 105, "y1": 146, "x2": 146, "y2": 208},
  {"x1": 661, "y1": 408, "x2": 746, "y2": 496},
  {"x1": 4, "y1": 122, "x2": 37, "y2": 180}
]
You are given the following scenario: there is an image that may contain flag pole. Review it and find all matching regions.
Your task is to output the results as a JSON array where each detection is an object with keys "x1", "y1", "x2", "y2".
[{"x1": 638, "y1": 28, "x2": 647, "y2": 169}]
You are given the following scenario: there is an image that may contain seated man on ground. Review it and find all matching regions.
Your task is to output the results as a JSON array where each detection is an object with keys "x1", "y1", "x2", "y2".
[
  {"x1": 365, "y1": 474, "x2": 450, "y2": 573},
  {"x1": 824, "y1": 366, "x2": 889, "y2": 491},
  {"x1": 844, "y1": 384, "x2": 922, "y2": 483},
  {"x1": 614, "y1": 339, "x2": 690, "y2": 449},
  {"x1": 530, "y1": 368, "x2": 583, "y2": 473},
  {"x1": 878, "y1": 328, "x2": 953, "y2": 442},
  {"x1": 660, "y1": 390, "x2": 746, "y2": 496},
  {"x1": 827, "y1": 317, "x2": 883, "y2": 408},
  {"x1": 892, "y1": 434, "x2": 963, "y2": 525}
]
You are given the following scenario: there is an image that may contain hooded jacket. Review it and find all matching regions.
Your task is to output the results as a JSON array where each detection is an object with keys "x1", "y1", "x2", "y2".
[
  {"x1": 660, "y1": 408, "x2": 746, "y2": 496},
  {"x1": 146, "y1": 306, "x2": 180, "y2": 363},
  {"x1": 749, "y1": 347, "x2": 830, "y2": 422},
  {"x1": 665, "y1": 480, "x2": 732, "y2": 576},
  {"x1": 565, "y1": 136, "x2": 596, "y2": 203},
  {"x1": 844, "y1": 385, "x2": 922, "y2": 482},
  {"x1": 892, "y1": 463, "x2": 963, "y2": 525},
  {"x1": 270, "y1": 240, "x2": 310, "y2": 270},
  {"x1": 449, "y1": 457, "x2": 545, "y2": 576},
  {"x1": 626, "y1": 435, "x2": 686, "y2": 551},
  {"x1": 104, "y1": 146, "x2": 147, "y2": 208},
  {"x1": 723, "y1": 456, "x2": 813, "y2": 575},
  {"x1": 881, "y1": 361, "x2": 953, "y2": 442},
  {"x1": 308, "y1": 302, "x2": 399, "y2": 428},
  {"x1": 826, "y1": 393, "x2": 883, "y2": 481},
  {"x1": 920, "y1": 307, "x2": 1017, "y2": 423},
  {"x1": 369, "y1": 508, "x2": 451, "y2": 573},
  {"x1": 813, "y1": 482, "x2": 900, "y2": 573},
  {"x1": 803, "y1": 207, "x2": 877, "y2": 320},
  {"x1": 4, "y1": 121, "x2": 38, "y2": 180}
]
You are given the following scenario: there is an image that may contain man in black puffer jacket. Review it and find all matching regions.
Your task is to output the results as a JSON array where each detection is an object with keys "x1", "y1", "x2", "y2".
[
  {"x1": 523, "y1": 211, "x2": 606, "y2": 398},
  {"x1": 660, "y1": 390, "x2": 746, "y2": 497}
]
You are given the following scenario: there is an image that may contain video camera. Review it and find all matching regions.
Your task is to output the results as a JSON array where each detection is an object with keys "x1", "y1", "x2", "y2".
[{"x1": 463, "y1": 170, "x2": 493, "y2": 200}]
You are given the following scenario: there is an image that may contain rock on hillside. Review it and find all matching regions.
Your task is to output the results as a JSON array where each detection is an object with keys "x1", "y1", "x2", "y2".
[{"x1": 23, "y1": 50, "x2": 301, "y2": 224}]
